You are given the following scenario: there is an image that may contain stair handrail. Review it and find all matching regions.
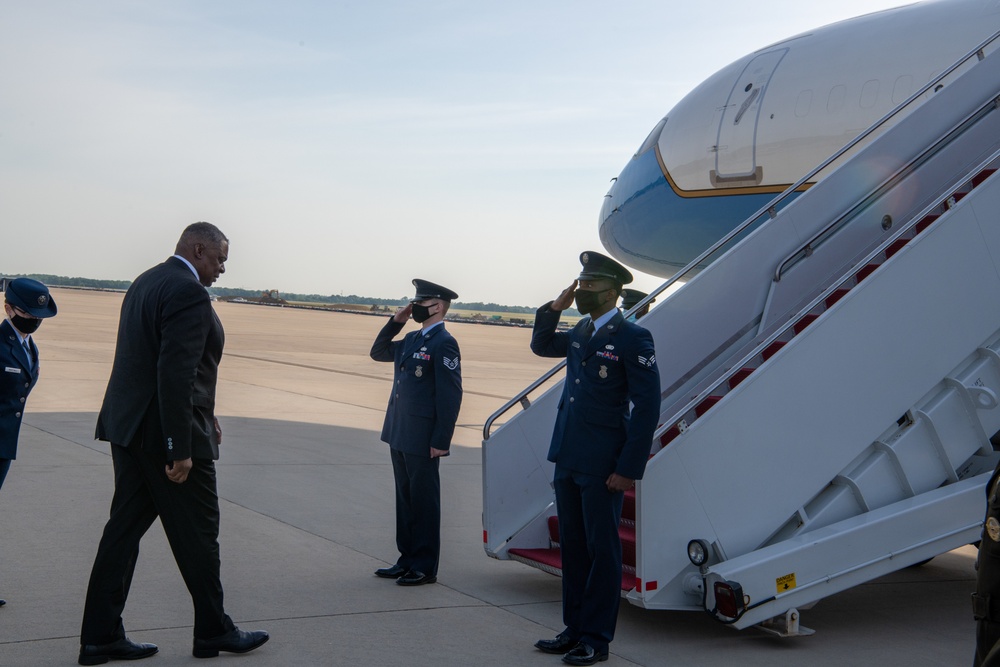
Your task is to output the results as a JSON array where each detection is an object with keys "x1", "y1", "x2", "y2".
[
  {"x1": 483, "y1": 28, "x2": 1000, "y2": 442},
  {"x1": 651, "y1": 149, "x2": 1000, "y2": 445},
  {"x1": 774, "y1": 30, "x2": 1000, "y2": 282}
]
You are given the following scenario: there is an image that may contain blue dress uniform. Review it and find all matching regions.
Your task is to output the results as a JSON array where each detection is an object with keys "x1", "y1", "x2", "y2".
[
  {"x1": 370, "y1": 279, "x2": 462, "y2": 582},
  {"x1": 0, "y1": 278, "x2": 57, "y2": 490},
  {"x1": 531, "y1": 253, "x2": 660, "y2": 660}
]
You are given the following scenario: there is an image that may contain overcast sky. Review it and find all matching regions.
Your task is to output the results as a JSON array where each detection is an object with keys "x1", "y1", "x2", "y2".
[{"x1": 0, "y1": 0, "x2": 911, "y2": 305}]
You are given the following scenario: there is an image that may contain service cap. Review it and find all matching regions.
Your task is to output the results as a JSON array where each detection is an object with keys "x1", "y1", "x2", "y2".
[
  {"x1": 578, "y1": 251, "x2": 633, "y2": 286},
  {"x1": 5, "y1": 278, "x2": 57, "y2": 318},
  {"x1": 410, "y1": 278, "x2": 458, "y2": 303},
  {"x1": 621, "y1": 289, "x2": 653, "y2": 311}
]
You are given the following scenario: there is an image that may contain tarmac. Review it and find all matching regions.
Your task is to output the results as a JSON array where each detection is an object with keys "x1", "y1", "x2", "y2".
[{"x1": 0, "y1": 287, "x2": 981, "y2": 666}]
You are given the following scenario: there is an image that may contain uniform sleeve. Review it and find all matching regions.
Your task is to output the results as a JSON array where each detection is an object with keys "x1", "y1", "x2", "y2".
[
  {"x1": 616, "y1": 327, "x2": 661, "y2": 480},
  {"x1": 430, "y1": 335, "x2": 462, "y2": 452},
  {"x1": 370, "y1": 316, "x2": 406, "y2": 362},
  {"x1": 157, "y1": 281, "x2": 213, "y2": 461},
  {"x1": 530, "y1": 302, "x2": 571, "y2": 358}
]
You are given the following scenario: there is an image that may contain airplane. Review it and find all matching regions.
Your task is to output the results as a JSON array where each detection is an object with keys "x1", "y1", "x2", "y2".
[{"x1": 599, "y1": 0, "x2": 1000, "y2": 278}]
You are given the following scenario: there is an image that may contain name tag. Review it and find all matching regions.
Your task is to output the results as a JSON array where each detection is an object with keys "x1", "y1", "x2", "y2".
[{"x1": 5, "y1": 367, "x2": 21, "y2": 374}]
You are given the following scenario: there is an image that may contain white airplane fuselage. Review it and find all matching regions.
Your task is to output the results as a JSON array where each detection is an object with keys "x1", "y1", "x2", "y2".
[{"x1": 600, "y1": 0, "x2": 1000, "y2": 278}]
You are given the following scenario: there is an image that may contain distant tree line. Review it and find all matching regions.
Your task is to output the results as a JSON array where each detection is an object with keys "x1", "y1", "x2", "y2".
[{"x1": 2, "y1": 273, "x2": 538, "y2": 314}]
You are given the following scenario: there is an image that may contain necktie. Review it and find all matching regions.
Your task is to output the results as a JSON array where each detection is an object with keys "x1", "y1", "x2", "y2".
[
  {"x1": 23, "y1": 340, "x2": 32, "y2": 370},
  {"x1": 585, "y1": 320, "x2": 595, "y2": 339}
]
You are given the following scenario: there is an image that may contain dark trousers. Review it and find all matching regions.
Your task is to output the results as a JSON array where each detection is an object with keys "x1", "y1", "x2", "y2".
[
  {"x1": 80, "y1": 438, "x2": 235, "y2": 644},
  {"x1": 976, "y1": 471, "x2": 1000, "y2": 666},
  {"x1": 390, "y1": 448, "x2": 441, "y2": 576},
  {"x1": 553, "y1": 465, "x2": 625, "y2": 653},
  {"x1": 0, "y1": 458, "x2": 10, "y2": 490}
]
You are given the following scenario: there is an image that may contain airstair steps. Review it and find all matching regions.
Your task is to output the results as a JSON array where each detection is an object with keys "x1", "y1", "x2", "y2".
[{"x1": 508, "y1": 488, "x2": 640, "y2": 591}]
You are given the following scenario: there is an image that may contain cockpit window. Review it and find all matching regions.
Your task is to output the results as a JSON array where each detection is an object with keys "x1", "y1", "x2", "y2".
[{"x1": 635, "y1": 116, "x2": 668, "y2": 157}]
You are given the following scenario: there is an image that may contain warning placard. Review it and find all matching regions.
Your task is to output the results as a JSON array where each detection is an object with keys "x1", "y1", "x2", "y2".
[{"x1": 776, "y1": 572, "x2": 797, "y2": 593}]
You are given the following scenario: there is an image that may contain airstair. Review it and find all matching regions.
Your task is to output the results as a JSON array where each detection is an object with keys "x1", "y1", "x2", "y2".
[{"x1": 482, "y1": 33, "x2": 1000, "y2": 632}]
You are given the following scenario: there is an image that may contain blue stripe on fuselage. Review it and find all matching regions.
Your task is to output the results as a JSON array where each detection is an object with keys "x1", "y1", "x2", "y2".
[{"x1": 599, "y1": 148, "x2": 802, "y2": 277}]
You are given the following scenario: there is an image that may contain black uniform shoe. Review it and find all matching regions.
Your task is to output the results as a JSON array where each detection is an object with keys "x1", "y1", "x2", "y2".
[
  {"x1": 78, "y1": 637, "x2": 158, "y2": 665},
  {"x1": 192, "y1": 628, "x2": 269, "y2": 659},
  {"x1": 0, "y1": 599, "x2": 5, "y2": 607},
  {"x1": 396, "y1": 570, "x2": 437, "y2": 586},
  {"x1": 374, "y1": 564, "x2": 407, "y2": 579},
  {"x1": 535, "y1": 633, "x2": 578, "y2": 654},
  {"x1": 562, "y1": 642, "x2": 609, "y2": 665}
]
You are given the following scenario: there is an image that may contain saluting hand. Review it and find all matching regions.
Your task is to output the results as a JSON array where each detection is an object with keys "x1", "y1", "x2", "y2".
[
  {"x1": 393, "y1": 304, "x2": 413, "y2": 324},
  {"x1": 551, "y1": 280, "x2": 578, "y2": 312}
]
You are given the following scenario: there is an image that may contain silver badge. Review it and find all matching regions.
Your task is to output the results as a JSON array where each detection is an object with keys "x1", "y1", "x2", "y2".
[
  {"x1": 582, "y1": 252, "x2": 589, "y2": 264},
  {"x1": 605, "y1": 344, "x2": 614, "y2": 350},
  {"x1": 599, "y1": 365, "x2": 608, "y2": 379},
  {"x1": 415, "y1": 366, "x2": 423, "y2": 378},
  {"x1": 38, "y1": 295, "x2": 48, "y2": 306},
  {"x1": 988, "y1": 517, "x2": 1000, "y2": 542}
]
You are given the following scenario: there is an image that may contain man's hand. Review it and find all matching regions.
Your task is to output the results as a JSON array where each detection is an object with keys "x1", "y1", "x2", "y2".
[
  {"x1": 214, "y1": 417, "x2": 223, "y2": 444},
  {"x1": 166, "y1": 458, "x2": 193, "y2": 484},
  {"x1": 606, "y1": 473, "x2": 634, "y2": 493},
  {"x1": 430, "y1": 447, "x2": 450, "y2": 459},
  {"x1": 393, "y1": 304, "x2": 413, "y2": 324},
  {"x1": 551, "y1": 281, "x2": 578, "y2": 312}
]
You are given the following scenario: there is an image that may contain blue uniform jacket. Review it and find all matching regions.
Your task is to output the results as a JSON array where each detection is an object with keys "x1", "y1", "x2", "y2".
[
  {"x1": 531, "y1": 303, "x2": 660, "y2": 480},
  {"x1": 370, "y1": 317, "x2": 463, "y2": 456},
  {"x1": 0, "y1": 319, "x2": 40, "y2": 460}
]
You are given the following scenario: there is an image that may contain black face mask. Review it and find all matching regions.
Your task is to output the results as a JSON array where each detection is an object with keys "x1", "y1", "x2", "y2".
[
  {"x1": 574, "y1": 289, "x2": 606, "y2": 316},
  {"x1": 10, "y1": 314, "x2": 41, "y2": 335},
  {"x1": 411, "y1": 303, "x2": 435, "y2": 323}
]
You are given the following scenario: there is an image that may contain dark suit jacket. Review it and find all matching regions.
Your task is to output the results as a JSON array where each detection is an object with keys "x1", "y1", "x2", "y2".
[
  {"x1": 531, "y1": 304, "x2": 660, "y2": 480},
  {"x1": 0, "y1": 319, "x2": 40, "y2": 460},
  {"x1": 370, "y1": 317, "x2": 462, "y2": 456},
  {"x1": 96, "y1": 257, "x2": 224, "y2": 461}
]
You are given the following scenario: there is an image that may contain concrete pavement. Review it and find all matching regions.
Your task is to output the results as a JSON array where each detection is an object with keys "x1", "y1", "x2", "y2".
[{"x1": 0, "y1": 288, "x2": 980, "y2": 665}]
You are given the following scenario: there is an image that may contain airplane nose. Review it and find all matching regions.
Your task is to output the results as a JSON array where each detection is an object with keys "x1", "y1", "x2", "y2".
[{"x1": 599, "y1": 145, "x2": 783, "y2": 279}]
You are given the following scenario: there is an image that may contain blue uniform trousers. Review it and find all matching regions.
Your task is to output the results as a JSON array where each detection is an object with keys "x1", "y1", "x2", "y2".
[
  {"x1": 390, "y1": 448, "x2": 441, "y2": 576},
  {"x1": 554, "y1": 464, "x2": 625, "y2": 653}
]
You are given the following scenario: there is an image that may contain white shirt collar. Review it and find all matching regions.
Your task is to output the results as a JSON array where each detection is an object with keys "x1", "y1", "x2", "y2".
[{"x1": 172, "y1": 254, "x2": 200, "y2": 281}]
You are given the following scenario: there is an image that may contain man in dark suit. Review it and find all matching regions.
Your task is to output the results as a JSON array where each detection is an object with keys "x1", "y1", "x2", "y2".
[
  {"x1": 0, "y1": 277, "x2": 58, "y2": 607},
  {"x1": 531, "y1": 252, "x2": 660, "y2": 666},
  {"x1": 369, "y1": 279, "x2": 462, "y2": 586},
  {"x1": 78, "y1": 222, "x2": 268, "y2": 665}
]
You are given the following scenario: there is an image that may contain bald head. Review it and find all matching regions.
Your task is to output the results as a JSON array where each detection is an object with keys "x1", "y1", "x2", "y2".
[{"x1": 175, "y1": 222, "x2": 230, "y2": 287}]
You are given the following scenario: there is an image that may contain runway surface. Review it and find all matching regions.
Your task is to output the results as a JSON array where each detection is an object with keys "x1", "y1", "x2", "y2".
[{"x1": 0, "y1": 288, "x2": 979, "y2": 665}]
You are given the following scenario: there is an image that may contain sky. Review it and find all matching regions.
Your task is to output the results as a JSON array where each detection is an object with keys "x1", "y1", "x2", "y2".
[{"x1": 0, "y1": 0, "x2": 913, "y2": 306}]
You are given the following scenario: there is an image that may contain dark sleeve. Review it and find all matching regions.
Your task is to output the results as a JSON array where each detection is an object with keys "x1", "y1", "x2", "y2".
[
  {"x1": 616, "y1": 327, "x2": 661, "y2": 480},
  {"x1": 430, "y1": 335, "x2": 463, "y2": 452},
  {"x1": 370, "y1": 316, "x2": 406, "y2": 362},
  {"x1": 530, "y1": 302, "x2": 570, "y2": 358},
  {"x1": 157, "y1": 281, "x2": 213, "y2": 461}
]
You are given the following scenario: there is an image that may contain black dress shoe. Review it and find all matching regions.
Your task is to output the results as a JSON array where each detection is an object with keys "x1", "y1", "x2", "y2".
[
  {"x1": 396, "y1": 570, "x2": 437, "y2": 586},
  {"x1": 192, "y1": 628, "x2": 269, "y2": 659},
  {"x1": 535, "y1": 633, "x2": 578, "y2": 654},
  {"x1": 0, "y1": 599, "x2": 5, "y2": 607},
  {"x1": 374, "y1": 563, "x2": 408, "y2": 579},
  {"x1": 562, "y1": 642, "x2": 609, "y2": 665},
  {"x1": 78, "y1": 637, "x2": 158, "y2": 665}
]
